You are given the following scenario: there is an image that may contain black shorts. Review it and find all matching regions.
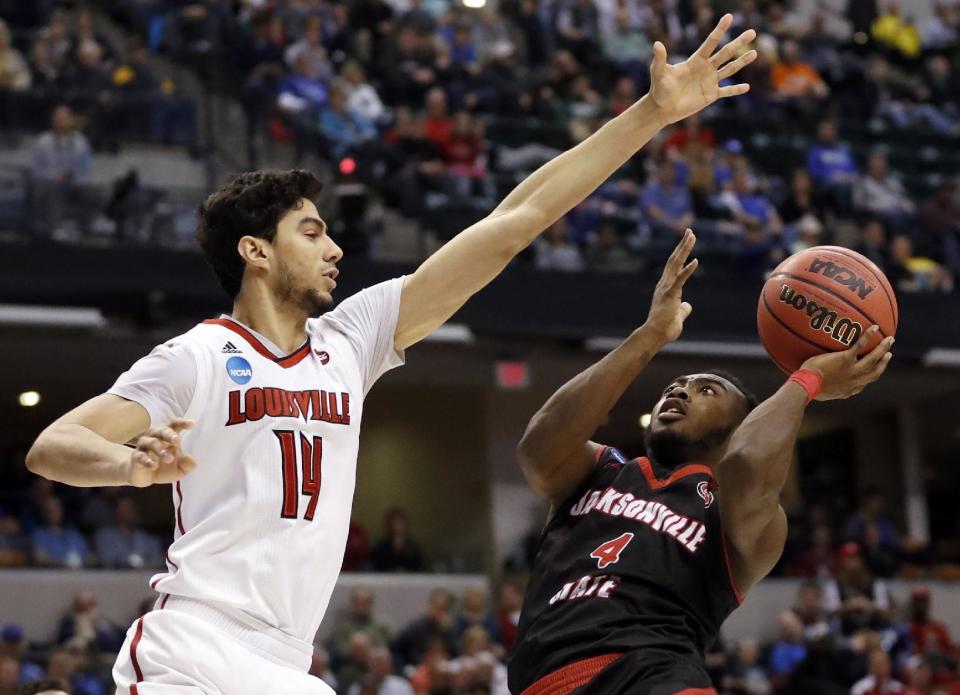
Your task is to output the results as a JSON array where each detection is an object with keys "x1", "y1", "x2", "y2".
[{"x1": 570, "y1": 649, "x2": 716, "y2": 695}]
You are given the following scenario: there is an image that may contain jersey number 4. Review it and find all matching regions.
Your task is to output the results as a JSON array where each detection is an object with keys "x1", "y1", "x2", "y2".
[
  {"x1": 274, "y1": 430, "x2": 322, "y2": 521},
  {"x1": 590, "y1": 532, "x2": 634, "y2": 569}
]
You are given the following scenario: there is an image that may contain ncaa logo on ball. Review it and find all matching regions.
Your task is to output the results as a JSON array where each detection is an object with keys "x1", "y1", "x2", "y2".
[{"x1": 226, "y1": 356, "x2": 253, "y2": 384}]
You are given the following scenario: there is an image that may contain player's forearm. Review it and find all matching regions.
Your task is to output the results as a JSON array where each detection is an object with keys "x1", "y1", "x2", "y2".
[
  {"x1": 718, "y1": 381, "x2": 808, "y2": 502},
  {"x1": 26, "y1": 424, "x2": 132, "y2": 487},
  {"x1": 519, "y1": 325, "x2": 667, "y2": 467},
  {"x1": 493, "y1": 95, "x2": 668, "y2": 231}
]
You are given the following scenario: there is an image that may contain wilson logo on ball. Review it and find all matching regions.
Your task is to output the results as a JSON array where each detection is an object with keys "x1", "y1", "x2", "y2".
[
  {"x1": 777, "y1": 284, "x2": 863, "y2": 347},
  {"x1": 807, "y1": 258, "x2": 875, "y2": 299}
]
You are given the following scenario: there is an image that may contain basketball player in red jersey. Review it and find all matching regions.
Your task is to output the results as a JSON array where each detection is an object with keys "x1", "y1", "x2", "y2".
[
  {"x1": 27, "y1": 15, "x2": 760, "y2": 695},
  {"x1": 509, "y1": 229, "x2": 894, "y2": 695}
]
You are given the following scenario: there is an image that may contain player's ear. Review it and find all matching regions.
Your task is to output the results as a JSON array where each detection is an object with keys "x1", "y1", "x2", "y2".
[{"x1": 237, "y1": 235, "x2": 271, "y2": 272}]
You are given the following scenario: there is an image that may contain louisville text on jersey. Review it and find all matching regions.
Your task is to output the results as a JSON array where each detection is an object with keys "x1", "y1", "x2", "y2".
[
  {"x1": 226, "y1": 388, "x2": 351, "y2": 426},
  {"x1": 569, "y1": 486, "x2": 707, "y2": 553}
]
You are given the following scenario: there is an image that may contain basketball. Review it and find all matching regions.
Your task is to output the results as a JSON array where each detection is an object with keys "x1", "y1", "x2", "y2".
[{"x1": 757, "y1": 246, "x2": 899, "y2": 373}]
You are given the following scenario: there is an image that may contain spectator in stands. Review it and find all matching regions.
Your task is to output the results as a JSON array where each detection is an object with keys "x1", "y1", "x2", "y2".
[
  {"x1": 554, "y1": 0, "x2": 601, "y2": 63},
  {"x1": 0, "y1": 19, "x2": 31, "y2": 91},
  {"x1": 851, "y1": 648, "x2": 905, "y2": 695},
  {"x1": 337, "y1": 631, "x2": 372, "y2": 694},
  {"x1": 42, "y1": 652, "x2": 77, "y2": 694},
  {"x1": 792, "y1": 582, "x2": 832, "y2": 639},
  {"x1": 872, "y1": 1, "x2": 921, "y2": 60},
  {"x1": 919, "y1": 180, "x2": 960, "y2": 276},
  {"x1": 534, "y1": 218, "x2": 585, "y2": 272},
  {"x1": 391, "y1": 589, "x2": 458, "y2": 670},
  {"x1": 852, "y1": 152, "x2": 915, "y2": 231},
  {"x1": 0, "y1": 624, "x2": 43, "y2": 684},
  {"x1": 723, "y1": 637, "x2": 771, "y2": 695},
  {"x1": 94, "y1": 496, "x2": 162, "y2": 569},
  {"x1": 408, "y1": 637, "x2": 452, "y2": 695},
  {"x1": 422, "y1": 87, "x2": 453, "y2": 151},
  {"x1": 456, "y1": 625, "x2": 510, "y2": 695},
  {"x1": 319, "y1": 80, "x2": 379, "y2": 159},
  {"x1": 59, "y1": 643, "x2": 106, "y2": 695},
  {"x1": 370, "y1": 508, "x2": 424, "y2": 572},
  {"x1": 441, "y1": 111, "x2": 491, "y2": 198},
  {"x1": 17, "y1": 678, "x2": 72, "y2": 695},
  {"x1": 586, "y1": 224, "x2": 641, "y2": 273},
  {"x1": 602, "y1": 10, "x2": 652, "y2": 73},
  {"x1": 855, "y1": 219, "x2": 891, "y2": 272},
  {"x1": 0, "y1": 511, "x2": 27, "y2": 567},
  {"x1": 806, "y1": 119, "x2": 857, "y2": 210},
  {"x1": 341, "y1": 61, "x2": 387, "y2": 125},
  {"x1": 56, "y1": 592, "x2": 124, "y2": 654},
  {"x1": 906, "y1": 586, "x2": 956, "y2": 660},
  {"x1": 454, "y1": 587, "x2": 501, "y2": 647},
  {"x1": 822, "y1": 543, "x2": 891, "y2": 637},
  {"x1": 309, "y1": 647, "x2": 338, "y2": 692},
  {"x1": 920, "y1": 2, "x2": 958, "y2": 51},
  {"x1": 284, "y1": 16, "x2": 334, "y2": 84},
  {"x1": 278, "y1": 50, "x2": 330, "y2": 118},
  {"x1": 496, "y1": 582, "x2": 522, "y2": 653},
  {"x1": 640, "y1": 159, "x2": 694, "y2": 240},
  {"x1": 328, "y1": 588, "x2": 391, "y2": 666},
  {"x1": 887, "y1": 234, "x2": 954, "y2": 293},
  {"x1": 349, "y1": 645, "x2": 413, "y2": 695},
  {"x1": 845, "y1": 489, "x2": 899, "y2": 556},
  {"x1": 770, "y1": 39, "x2": 829, "y2": 105},
  {"x1": 769, "y1": 611, "x2": 807, "y2": 689},
  {"x1": 719, "y1": 169, "x2": 784, "y2": 237},
  {"x1": 28, "y1": 34, "x2": 61, "y2": 89},
  {"x1": 779, "y1": 169, "x2": 823, "y2": 228},
  {"x1": 343, "y1": 519, "x2": 370, "y2": 571},
  {"x1": 31, "y1": 497, "x2": 89, "y2": 569}
]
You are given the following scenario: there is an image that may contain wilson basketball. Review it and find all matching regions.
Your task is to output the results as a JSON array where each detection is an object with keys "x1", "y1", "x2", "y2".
[{"x1": 757, "y1": 246, "x2": 898, "y2": 373}]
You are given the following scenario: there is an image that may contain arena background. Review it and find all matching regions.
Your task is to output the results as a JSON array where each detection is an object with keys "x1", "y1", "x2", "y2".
[{"x1": 1, "y1": 0, "x2": 959, "y2": 693}]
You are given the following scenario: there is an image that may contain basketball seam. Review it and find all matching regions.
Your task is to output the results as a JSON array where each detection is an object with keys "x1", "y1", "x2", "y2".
[
  {"x1": 760, "y1": 294, "x2": 841, "y2": 353},
  {"x1": 767, "y1": 272, "x2": 887, "y2": 337},
  {"x1": 811, "y1": 247, "x2": 898, "y2": 329}
]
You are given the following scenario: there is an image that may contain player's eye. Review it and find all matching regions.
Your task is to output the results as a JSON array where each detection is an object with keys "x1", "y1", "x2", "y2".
[{"x1": 701, "y1": 386, "x2": 715, "y2": 395}]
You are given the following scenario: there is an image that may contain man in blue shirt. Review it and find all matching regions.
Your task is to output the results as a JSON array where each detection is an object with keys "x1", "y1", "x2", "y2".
[
  {"x1": 807, "y1": 119, "x2": 858, "y2": 211},
  {"x1": 769, "y1": 611, "x2": 808, "y2": 687},
  {"x1": 94, "y1": 497, "x2": 163, "y2": 569},
  {"x1": 31, "y1": 496, "x2": 89, "y2": 568},
  {"x1": 640, "y1": 159, "x2": 694, "y2": 239}
]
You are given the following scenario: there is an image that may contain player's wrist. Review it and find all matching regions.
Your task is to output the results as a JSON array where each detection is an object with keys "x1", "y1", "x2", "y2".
[
  {"x1": 787, "y1": 368, "x2": 822, "y2": 405},
  {"x1": 633, "y1": 323, "x2": 672, "y2": 351}
]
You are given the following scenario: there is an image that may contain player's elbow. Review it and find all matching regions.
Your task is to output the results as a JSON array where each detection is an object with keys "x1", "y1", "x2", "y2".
[{"x1": 25, "y1": 434, "x2": 53, "y2": 478}]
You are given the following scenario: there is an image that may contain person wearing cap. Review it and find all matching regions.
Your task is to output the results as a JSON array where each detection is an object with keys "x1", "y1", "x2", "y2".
[
  {"x1": 0, "y1": 624, "x2": 44, "y2": 685},
  {"x1": 907, "y1": 587, "x2": 956, "y2": 660},
  {"x1": 822, "y1": 542, "x2": 892, "y2": 637}
]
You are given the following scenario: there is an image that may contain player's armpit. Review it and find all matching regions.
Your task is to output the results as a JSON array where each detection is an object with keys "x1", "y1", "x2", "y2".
[{"x1": 723, "y1": 503, "x2": 788, "y2": 594}]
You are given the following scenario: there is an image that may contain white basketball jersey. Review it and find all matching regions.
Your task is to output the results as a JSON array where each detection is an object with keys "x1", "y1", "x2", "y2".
[{"x1": 109, "y1": 278, "x2": 405, "y2": 657}]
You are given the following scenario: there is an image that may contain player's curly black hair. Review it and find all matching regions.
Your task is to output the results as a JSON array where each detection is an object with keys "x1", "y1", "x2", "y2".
[{"x1": 196, "y1": 169, "x2": 324, "y2": 299}]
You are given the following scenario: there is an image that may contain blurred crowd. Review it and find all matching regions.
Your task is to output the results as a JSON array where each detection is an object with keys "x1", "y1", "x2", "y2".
[
  {"x1": 1, "y1": 578, "x2": 958, "y2": 695},
  {"x1": 0, "y1": 477, "x2": 437, "y2": 574},
  {"x1": 0, "y1": 1, "x2": 958, "y2": 288}
]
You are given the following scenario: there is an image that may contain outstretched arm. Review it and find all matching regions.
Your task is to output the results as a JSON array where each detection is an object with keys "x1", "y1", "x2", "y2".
[
  {"x1": 517, "y1": 230, "x2": 699, "y2": 505},
  {"x1": 394, "y1": 16, "x2": 756, "y2": 350},
  {"x1": 718, "y1": 328, "x2": 894, "y2": 592}
]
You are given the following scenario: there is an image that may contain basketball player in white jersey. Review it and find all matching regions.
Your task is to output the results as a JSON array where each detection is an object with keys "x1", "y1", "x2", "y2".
[{"x1": 25, "y1": 18, "x2": 756, "y2": 694}]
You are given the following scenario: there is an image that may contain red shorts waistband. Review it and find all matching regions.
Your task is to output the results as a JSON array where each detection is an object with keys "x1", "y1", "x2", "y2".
[{"x1": 521, "y1": 653, "x2": 623, "y2": 695}]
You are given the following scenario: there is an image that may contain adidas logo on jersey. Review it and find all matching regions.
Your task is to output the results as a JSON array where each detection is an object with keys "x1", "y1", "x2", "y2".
[{"x1": 221, "y1": 342, "x2": 242, "y2": 354}]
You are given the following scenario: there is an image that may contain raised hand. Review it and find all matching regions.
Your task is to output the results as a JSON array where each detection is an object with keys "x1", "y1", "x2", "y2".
[
  {"x1": 127, "y1": 418, "x2": 197, "y2": 487},
  {"x1": 801, "y1": 325, "x2": 894, "y2": 401},
  {"x1": 645, "y1": 228, "x2": 699, "y2": 344},
  {"x1": 649, "y1": 14, "x2": 757, "y2": 125}
]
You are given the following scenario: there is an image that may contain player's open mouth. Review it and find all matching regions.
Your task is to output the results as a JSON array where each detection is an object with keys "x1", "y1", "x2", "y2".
[{"x1": 657, "y1": 411, "x2": 686, "y2": 422}]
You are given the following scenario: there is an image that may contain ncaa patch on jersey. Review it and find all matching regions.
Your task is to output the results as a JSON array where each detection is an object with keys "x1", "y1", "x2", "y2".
[{"x1": 226, "y1": 356, "x2": 253, "y2": 384}]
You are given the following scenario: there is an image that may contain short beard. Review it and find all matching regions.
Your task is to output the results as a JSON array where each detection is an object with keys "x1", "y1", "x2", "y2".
[
  {"x1": 276, "y1": 260, "x2": 333, "y2": 317},
  {"x1": 643, "y1": 424, "x2": 734, "y2": 470}
]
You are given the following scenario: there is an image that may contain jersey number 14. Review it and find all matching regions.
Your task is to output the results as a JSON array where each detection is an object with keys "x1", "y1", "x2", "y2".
[{"x1": 274, "y1": 430, "x2": 322, "y2": 521}]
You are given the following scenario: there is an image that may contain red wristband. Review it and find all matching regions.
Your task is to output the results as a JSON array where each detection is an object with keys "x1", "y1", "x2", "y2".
[{"x1": 789, "y1": 369, "x2": 822, "y2": 404}]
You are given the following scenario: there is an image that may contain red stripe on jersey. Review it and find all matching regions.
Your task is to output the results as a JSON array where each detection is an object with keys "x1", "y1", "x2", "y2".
[
  {"x1": 203, "y1": 318, "x2": 311, "y2": 368},
  {"x1": 130, "y1": 617, "x2": 145, "y2": 684},
  {"x1": 521, "y1": 653, "x2": 623, "y2": 695},
  {"x1": 594, "y1": 445, "x2": 609, "y2": 464},
  {"x1": 720, "y1": 531, "x2": 745, "y2": 605},
  {"x1": 175, "y1": 482, "x2": 185, "y2": 535},
  {"x1": 637, "y1": 457, "x2": 713, "y2": 490},
  {"x1": 159, "y1": 594, "x2": 170, "y2": 610}
]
